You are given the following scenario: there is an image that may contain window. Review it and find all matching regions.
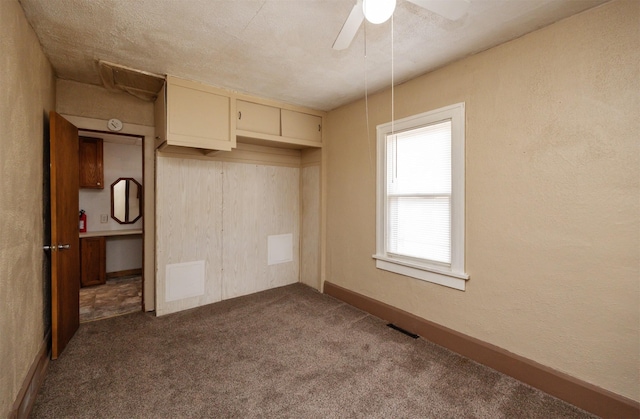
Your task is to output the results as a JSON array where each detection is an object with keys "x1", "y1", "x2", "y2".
[{"x1": 374, "y1": 103, "x2": 468, "y2": 290}]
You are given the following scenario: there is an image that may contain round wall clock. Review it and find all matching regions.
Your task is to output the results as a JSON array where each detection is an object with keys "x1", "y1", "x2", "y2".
[{"x1": 107, "y1": 118, "x2": 123, "y2": 132}]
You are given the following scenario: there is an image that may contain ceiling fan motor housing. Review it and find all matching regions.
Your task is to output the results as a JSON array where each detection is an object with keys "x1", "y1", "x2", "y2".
[{"x1": 363, "y1": 0, "x2": 397, "y2": 24}]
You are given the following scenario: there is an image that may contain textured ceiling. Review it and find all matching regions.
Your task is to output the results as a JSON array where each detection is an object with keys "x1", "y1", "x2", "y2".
[{"x1": 19, "y1": 0, "x2": 608, "y2": 111}]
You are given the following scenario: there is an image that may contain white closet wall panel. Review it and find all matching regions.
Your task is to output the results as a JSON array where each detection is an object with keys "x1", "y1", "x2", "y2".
[
  {"x1": 260, "y1": 165, "x2": 300, "y2": 291},
  {"x1": 156, "y1": 156, "x2": 223, "y2": 316},
  {"x1": 222, "y1": 162, "x2": 300, "y2": 299},
  {"x1": 301, "y1": 165, "x2": 320, "y2": 289},
  {"x1": 221, "y1": 163, "x2": 261, "y2": 299}
]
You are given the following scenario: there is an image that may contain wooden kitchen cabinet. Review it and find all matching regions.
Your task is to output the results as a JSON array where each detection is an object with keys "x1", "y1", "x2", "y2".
[
  {"x1": 162, "y1": 76, "x2": 234, "y2": 151},
  {"x1": 80, "y1": 236, "x2": 106, "y2": 287},
  {"x1": 281, "y1": 109, "x2": 322, "y2": 143},
  {"x1": 79, "y1": 136, "x2": 104, "y2": 189},
  {"x1": 236, "y1": 100, "x2": 280, "y2": 136}
]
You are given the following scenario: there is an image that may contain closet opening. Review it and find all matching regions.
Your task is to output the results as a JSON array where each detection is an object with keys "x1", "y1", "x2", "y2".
[{"x1": 77, "y1": 128, "x2": 145, "y2": 322}]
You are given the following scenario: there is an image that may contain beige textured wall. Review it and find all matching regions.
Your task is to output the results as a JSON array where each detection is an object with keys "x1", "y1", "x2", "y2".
[
  {"x1": 325, "y1": 0, "x2": 639, "y2": 401},
  {"x1": 0, "y1": 1, "x2": 56, "y2": 416},
  {"x1": 57, "y1": 79, "x2": 154, "y2": 126}
]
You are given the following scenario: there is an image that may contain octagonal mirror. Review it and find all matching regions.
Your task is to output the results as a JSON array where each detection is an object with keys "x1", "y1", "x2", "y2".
[{"x1": 111, "y1": 177, "x2": 142, "y2": 224}]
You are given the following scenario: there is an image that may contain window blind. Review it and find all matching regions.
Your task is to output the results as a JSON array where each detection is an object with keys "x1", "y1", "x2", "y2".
[{"x1": 386, "y1": 120, "x2": 452, "y2": 265}]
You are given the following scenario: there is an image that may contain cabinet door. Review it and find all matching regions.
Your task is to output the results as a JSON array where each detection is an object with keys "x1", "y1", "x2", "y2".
[
  {"x1": 154, "y1": 82, "x2": 167, "y2": 149},
  {"x1": 166, "y1": 77, "x2": 232, "y2": 150},
  {"x1": 236, "y1": 100, "x2": 280, "y2": 136},
  {"x1": 79, "y1": 137, "x2": 104, "y2": 189},
  {"x1": 281, "y1": 109, "x2": 322, "y2": 143},
  {"x1": 80, "y1": 237, "x2": 106, "y2": 287}
]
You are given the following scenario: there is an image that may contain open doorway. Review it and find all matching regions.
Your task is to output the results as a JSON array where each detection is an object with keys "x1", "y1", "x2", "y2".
[{"x1": 77, "y1": 129, "x2": 144, "y2": 322}]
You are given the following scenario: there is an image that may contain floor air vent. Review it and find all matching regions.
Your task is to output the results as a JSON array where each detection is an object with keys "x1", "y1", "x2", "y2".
[{"x1": 387, "y1": 323, "x2": 419, "y2": 339}]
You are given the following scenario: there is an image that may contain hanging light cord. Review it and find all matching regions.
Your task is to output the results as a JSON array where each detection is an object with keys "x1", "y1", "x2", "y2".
[
  {"x1": 391, "y1": 14, "x2": 397, "y2": 180},
  {"x1": 364, "y1": 14, "x2": 396, "y2": 181},
  {"x1": 391, "y1": 14, "x2": 395, "y2": 137},
  {"x1": 364, "y1": 22, "x2": 374, "y2": 180}
]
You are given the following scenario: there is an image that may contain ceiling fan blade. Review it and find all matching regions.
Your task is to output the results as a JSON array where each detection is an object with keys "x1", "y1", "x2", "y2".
[
  {"x1": 406, "y1": 0, "x2": 470, "y2": 21},
  {"x1": 332, "y1": 0, "x2": 365, "y2": 50}
]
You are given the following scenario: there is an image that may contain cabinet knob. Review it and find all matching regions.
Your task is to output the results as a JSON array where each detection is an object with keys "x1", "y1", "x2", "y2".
[
  {"x1": 97, "y1": 182, "x2": 101, "y2": 186},
  {"x1": 318, "y1": 124, "x2": 321, "y2": 132},
  {"x1": 238, "y1": 111, "x2": 242, "y2": 120}
]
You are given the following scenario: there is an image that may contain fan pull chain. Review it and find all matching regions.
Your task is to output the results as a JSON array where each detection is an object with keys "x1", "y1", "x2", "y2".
[
  {"x1": 391, "y1": 14, "x2": 395, "y2": 136},
  {"x1": 364, "y1": 22, "x2": 374, "y2": 180},
  {"x1": 391, "y1": 14, "x2": 397, "y2": 181},
  {"x1": 364, "y1": 22, "x2": 370, "y2": 146}
]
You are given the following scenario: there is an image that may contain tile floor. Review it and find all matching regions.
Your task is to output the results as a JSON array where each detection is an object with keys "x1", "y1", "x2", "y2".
[{"x1": 79, "y1": 276, "x2": 142, "y2": 323}]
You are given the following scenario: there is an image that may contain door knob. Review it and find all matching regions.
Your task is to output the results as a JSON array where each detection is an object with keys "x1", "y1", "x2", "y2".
[{"x1": 43, "y1": 244, "x2": 70, "y2": 251}]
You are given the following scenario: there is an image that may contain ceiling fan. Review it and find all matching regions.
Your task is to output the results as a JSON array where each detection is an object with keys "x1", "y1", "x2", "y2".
[{"x1": 332, "y1": 0, "x2": 471, "y2": 50}]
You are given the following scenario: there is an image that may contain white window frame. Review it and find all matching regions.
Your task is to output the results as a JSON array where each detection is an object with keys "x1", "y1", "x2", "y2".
[{"x1": 373, "y1": 102, "x2": 468, "y2": 291}]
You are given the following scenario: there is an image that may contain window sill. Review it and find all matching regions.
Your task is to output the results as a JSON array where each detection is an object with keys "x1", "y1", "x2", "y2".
[{"x1": 372, "y1": 254, "x2": 468, "y2": 291}]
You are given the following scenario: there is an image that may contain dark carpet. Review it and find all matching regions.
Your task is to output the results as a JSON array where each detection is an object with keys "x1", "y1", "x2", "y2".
[{"x1": 32, "y1": 283, "x2": 596, "y2": 418}]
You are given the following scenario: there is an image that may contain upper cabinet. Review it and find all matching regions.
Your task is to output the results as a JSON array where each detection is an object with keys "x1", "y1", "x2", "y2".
[
  {"x1": 236, "y1": 100, "x2": 280, "y2": 136},
  {"x1": 281, "y1": 110, "x2": 322, "y2": 144},
  {"x1": 154, "y1": 83, "x2": 167, "y2": 149},
  {"x1": 79, "y1": 136, "x2": 104, "y2": 189},
  {"x1": 235, "y1": 99, "x2": 324, "y2": 149},
  {"x1": 155, "y1": 75, "x2": 325, "y2": 153},
  {"x1": 156, "y1": 76, "x2": 235, "y2": 152}
]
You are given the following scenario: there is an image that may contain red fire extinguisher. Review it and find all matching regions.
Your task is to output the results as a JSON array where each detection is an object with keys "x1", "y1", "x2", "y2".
[{"x1": 79, "y1": 210, "x2": 87, "y2": 233}]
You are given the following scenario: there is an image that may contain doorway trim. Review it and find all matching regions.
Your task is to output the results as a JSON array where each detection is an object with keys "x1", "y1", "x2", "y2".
[{"x1": 62, "y1": 114, "x2": 155, "y2": 311}]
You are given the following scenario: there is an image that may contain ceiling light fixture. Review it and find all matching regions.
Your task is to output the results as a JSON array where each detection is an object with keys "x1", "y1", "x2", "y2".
[{"x1": 362, "y1": 0, "x2": 396, "y2": 24}]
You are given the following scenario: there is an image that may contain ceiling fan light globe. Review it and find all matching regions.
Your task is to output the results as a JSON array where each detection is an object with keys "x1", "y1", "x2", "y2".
[{"x1": 363, "y1": 0, "x2": 396, "y2": 24}]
